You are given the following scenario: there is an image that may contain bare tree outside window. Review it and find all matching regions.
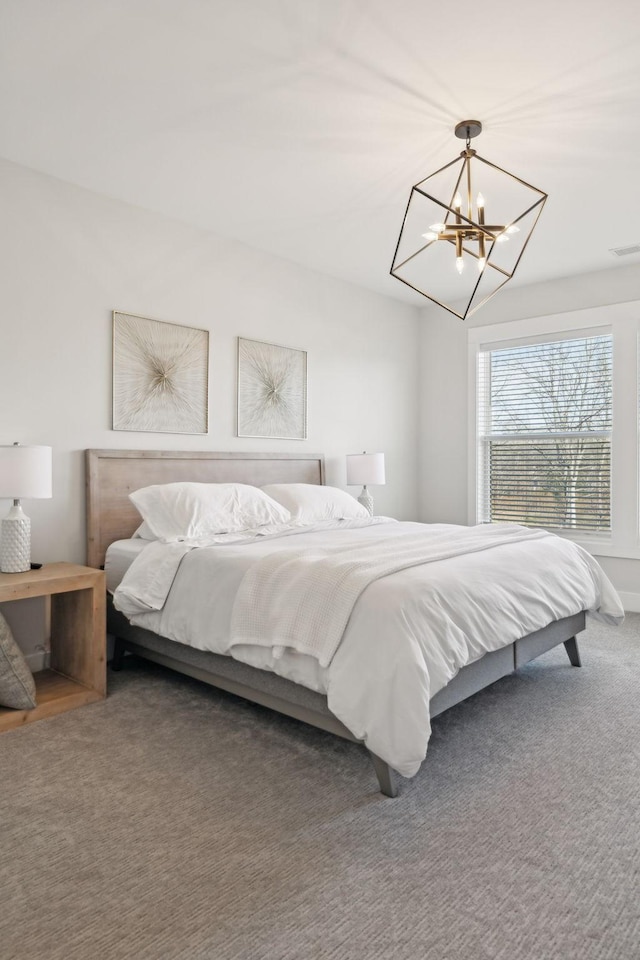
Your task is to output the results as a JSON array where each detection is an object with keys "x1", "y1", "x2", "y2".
[{"x1": 479, "y1": 335, "x2": 612, "y2": 531}]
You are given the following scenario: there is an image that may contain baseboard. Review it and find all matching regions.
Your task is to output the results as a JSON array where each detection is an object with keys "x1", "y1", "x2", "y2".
[
  {"x1": 25, "y1": 650, "x2": 49, "y2": 673},
  {"x1": 28, "y1": 643, "x2": 116, "y2": 673},
  {"x1": 617, "y1": 591, "x2": 640, "y2": 613}
]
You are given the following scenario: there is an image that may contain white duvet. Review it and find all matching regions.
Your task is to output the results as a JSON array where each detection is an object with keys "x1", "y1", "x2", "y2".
[{"x1": 111, "y1": 520, "x2": 624, "y2": 777}]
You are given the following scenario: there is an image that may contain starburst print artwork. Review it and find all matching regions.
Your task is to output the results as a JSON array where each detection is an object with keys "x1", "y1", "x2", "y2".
[
  {"x1": 237, "y1": 338, "x2": 307, "y2": 439},
  {"x1": 113, "y1": 312, "x2": 209, "y2": 433}
]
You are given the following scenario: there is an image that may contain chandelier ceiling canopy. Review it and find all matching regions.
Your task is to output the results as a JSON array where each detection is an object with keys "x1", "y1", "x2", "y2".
[{"x1": 390, "y1": 121, "x2": 548, "y2": 320}]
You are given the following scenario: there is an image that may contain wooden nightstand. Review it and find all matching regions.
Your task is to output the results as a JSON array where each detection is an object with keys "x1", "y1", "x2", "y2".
[{"x1": 0, "y1": 563, "x2": 106, "y2": 733}]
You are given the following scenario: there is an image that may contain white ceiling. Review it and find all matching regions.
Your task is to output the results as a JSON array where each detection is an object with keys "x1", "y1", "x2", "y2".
[{"x1": 1, "y1": 0, "x2": 640, "y2": 307}]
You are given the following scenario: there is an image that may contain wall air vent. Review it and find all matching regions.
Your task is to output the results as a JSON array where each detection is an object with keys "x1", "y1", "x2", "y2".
[{"x1": 610, "y1": 243, "x2": 640, "y2": 257}]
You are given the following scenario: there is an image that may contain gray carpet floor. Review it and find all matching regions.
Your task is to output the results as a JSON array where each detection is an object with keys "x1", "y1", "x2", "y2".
[{"x1": 1, "y1": 615, "x2": 639, "y2": 960}]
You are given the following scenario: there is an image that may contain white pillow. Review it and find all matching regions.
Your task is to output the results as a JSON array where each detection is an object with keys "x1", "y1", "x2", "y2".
[
  {"x1": 132, "y1": 520, "x2": 157, "y2": 540},
  {"x1": 129, "y1": 482, "x2": 291, "y2": 542},
  {"x1": 261, "y1": 483, "x2": 369, "y2": 522}
]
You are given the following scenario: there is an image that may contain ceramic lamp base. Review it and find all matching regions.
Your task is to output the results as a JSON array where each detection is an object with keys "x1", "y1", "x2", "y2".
[
  {"x1": 358, "y1": 487, "x2": 374, "y2": 516},
  {"x1": 1, "y1": 503, "x2": 31, "y2": 573}
]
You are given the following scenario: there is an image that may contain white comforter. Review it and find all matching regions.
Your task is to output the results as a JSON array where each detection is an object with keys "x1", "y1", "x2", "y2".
[{"x1": 111, "y1": 520, "x2": 624, "y2": 777}]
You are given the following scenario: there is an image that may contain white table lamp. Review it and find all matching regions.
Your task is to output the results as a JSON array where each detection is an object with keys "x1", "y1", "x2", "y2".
[
  {"x1": 0, "y1": 444, "x2": 52, "y2": 573},
  {"x1": 346, "y1": 451, "x2": 385, "y2": 515}
]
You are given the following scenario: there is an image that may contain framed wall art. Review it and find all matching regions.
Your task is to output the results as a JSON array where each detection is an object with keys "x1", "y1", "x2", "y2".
[
  {"x1": 237, "y1": 337, "x2": 307, "y2": 440},
  {"x1": 112, "y1": 311, "x2": 209, "y2": 434}
]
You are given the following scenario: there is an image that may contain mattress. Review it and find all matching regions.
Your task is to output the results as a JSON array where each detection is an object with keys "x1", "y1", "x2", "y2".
[{"x1": 105, "y1": 538, "x2": 147, "y2": 593}]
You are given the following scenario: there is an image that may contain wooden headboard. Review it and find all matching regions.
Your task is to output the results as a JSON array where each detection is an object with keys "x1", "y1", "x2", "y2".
[{"x1": 85, "y1": 449, "x2": 325, "y2": 569}]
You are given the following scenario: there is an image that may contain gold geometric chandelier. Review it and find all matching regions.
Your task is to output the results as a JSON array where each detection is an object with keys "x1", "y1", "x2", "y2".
[{"x1": 390, "y1": 121, "x2": 547, "y2": 320}]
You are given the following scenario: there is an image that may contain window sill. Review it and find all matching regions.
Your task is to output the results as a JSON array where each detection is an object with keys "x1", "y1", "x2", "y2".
[
  {"x1": 567, "y1": 538, "x2": 640, "y2": 561},
  {"x1": 502, "y1": 527, "x2": 640, "y2": 561}
]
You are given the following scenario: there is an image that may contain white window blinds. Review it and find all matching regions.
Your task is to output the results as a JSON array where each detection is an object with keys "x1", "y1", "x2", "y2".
[{"x1": 477, "y1": 333, "x2": 612, "y2": 532}]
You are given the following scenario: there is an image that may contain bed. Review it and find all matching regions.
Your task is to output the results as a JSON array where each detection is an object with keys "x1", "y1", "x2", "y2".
[{"x1": 86, "y1": 448, "x2": 622, "y2": 797}]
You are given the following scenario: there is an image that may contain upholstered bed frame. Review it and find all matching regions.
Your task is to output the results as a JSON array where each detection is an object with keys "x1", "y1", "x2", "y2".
[{"x1": 86, "y1": 449, "x2": 585, "y2": 798}]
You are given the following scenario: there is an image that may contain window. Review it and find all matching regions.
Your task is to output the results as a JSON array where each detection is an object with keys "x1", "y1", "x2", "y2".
[
  {"x1": 470, "y1": 302, "x2": 640, "y2": 559},
  {"x1": 477, "y1": 333, "x2": 613, "y2": 533}
]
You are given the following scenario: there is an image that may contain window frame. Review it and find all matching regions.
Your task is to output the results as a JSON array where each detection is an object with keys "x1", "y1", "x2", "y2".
[{"x1": 468, "y1": 302, "x2": 640, "y2": 560}]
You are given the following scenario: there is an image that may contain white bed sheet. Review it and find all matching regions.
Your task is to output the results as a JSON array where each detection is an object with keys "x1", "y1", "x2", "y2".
[
  {"x1": 106, "y1": 538, "x2": 148, "y2": 593},
  {"x1": 107, "y1": 521, "x2": 623, "y2": 777},
  {"x1": 106, "y1": 534, "x2": 330, "y2": 694}
]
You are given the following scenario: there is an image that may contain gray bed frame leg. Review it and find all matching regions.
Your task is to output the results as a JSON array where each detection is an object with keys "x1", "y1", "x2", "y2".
[
  {"x1": 111, "y1": 637, "x2": 127, "y2": 671},
  {"x1": 563, "y1": 636, "x2": 582, "y2": 667},
  {"x1": 369, "y1": 752, "x2": 398, "y2": 798}
]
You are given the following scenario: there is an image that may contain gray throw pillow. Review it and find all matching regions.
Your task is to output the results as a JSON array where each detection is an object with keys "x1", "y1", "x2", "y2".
[{"x1": 0, "y1": 610, "x2": 37, "y2": 710}]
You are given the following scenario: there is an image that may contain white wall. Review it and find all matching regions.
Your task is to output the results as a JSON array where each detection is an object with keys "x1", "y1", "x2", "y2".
[
  {"x1": 418, "y1": 262, "x2": 640, "y2": 608},
  {"x1": 0, "y1": 157, "x2": 419, "y2": 657}
]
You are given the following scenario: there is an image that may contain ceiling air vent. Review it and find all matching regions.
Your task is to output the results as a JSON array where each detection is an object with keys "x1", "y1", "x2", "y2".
[{"x1": 610, "y1": 243, "x2": 640, "y2": 257}]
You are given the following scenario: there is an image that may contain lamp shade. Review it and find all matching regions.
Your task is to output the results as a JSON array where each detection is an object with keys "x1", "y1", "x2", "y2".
[
  {"x1": 346, "y1": 452, "x2": 385, "y2": 487},
  {"x1": 0, "y1": 445, "x2": 52, "y2": 499}
]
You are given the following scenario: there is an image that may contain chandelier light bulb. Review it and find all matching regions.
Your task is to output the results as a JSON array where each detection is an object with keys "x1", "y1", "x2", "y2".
[
  {"x1": 454, "y1": 193, "x2": 462, "y2": 224},
  {"x1": 456, "y1": 257, "x2": 464, "y2": 275},
  {"x1": 506, "y1": 224, "x2": 520, "y2": 234},
  {"x1": 429, "y1": 223, "x2": 446, "y2": 234},
  {"x1": 422, "y1": 231, "x2": 438, "y2": 241},
  {"x1": 477, "y1": 257, "x2": 486, "y2": 273},
  {"x1": 496, "y1": 233, "x2": 509, "y2": 243},
  {"x1": 477, "y1": 192, "x2": 485, "y2": 228}
]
